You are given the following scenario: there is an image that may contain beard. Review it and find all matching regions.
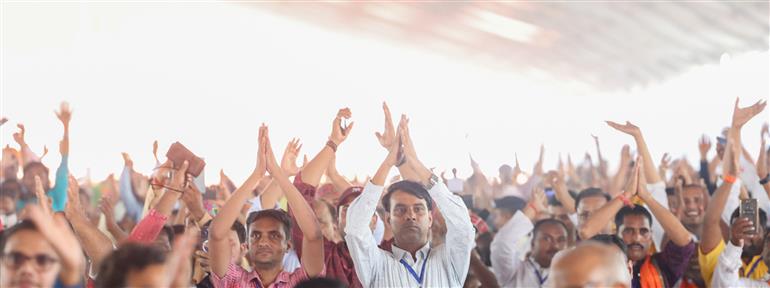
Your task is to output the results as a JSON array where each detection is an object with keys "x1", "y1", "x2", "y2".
[{"x1": 742, "y1": 244, "x2": 763, "y2": 259}]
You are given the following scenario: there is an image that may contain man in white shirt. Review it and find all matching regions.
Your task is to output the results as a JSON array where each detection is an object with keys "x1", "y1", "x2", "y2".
[
  {"x1": 711, "y1": 220, "x2": 770, "y2": 287},
  {"x1": 491, "y1": 188, "x2": 569, "y2": 287},
  {"x1": 345, "y1": 111, "x2": 475, "y2": 287}
]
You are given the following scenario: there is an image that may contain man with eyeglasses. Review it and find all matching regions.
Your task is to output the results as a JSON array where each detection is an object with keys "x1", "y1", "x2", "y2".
[{"x1": 1, "y1": 206, "x2": 85, "y2": 288}]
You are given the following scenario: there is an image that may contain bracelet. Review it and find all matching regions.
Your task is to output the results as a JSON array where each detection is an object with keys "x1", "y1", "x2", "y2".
[
  {"x1": 326, "y1": 140, "x2": 338, "y2": 152},
  {"x1": 723, "y1": 174, "x2": 737, "y2": 184},
  {"x1": 616, "y1": 194, "x2": 634, "y2": 208},
  {"x1": 760, "y1": 173, "x2": 770, "y2": 185}
]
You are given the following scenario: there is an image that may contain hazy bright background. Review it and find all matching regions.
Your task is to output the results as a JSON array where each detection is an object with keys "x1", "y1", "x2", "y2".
[{"x1": 2, "y1": 3, "x2": 768, "y2": 184}]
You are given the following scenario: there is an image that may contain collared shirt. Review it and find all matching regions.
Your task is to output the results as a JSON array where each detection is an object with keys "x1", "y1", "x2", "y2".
[
  {"x1": 711, "y1": 240, "x2": 770, "y2": 287},
  {"x1": 491, "y1": 211, "x2": 549, "y2": 287},
  {"x1": 127, "y1": 208, "x2": 168, "y2": 243},
  {"x1": 700, "y1": 239, "x2": 768, "y2": 287},
  {"x1": 345, "y1": 181, "x2": 475, "y2": 287},
  {"x1": 209, "y1": 263, "x2": 311, "y2": 288}
]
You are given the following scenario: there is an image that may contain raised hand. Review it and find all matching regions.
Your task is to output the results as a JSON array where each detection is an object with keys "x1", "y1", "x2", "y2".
[
  {"x1": 34, "y1": 175, "x2": 52, "y2": 216},
  {"x1": 254, "y1": 124, "x2": 268, "y2": 176},
  {"x1": 99, "y1": 194, "x2": 115, "y2": 223},
  {"x1": 698, "y1": 135, "x2": 711, "y2": 160},
  {"x1": 168, "y1": 160, "x2": 191, "y2": 192},
  {"x1": 13, "y1": 123, "x2": 26, "y2": 145},
  {"x1": 122, "y1": 152, "x2": 133, "y2": 168},
  {"x1": 263, "y1": 127, "x2": 283, "y2": 176},
  {"x1": 64, "y1": 175, "x2": 82, "y2": 218},
  {"x1": 375, "y1": 102, "x2": 396, "y2": 148},
  {"x1": 732, "y1": 98, "x2": 766, "y2": 128},
  {"x1": 163, "y1": 229, "x2": 199, "y2": 287},
  {"x1": 281, "y1": 138, "x2": 302, "y2": 176},
  {"x1": 24, "y1": 205, "x2": 85, "y2": 286},
  {"x1": 623, "y1": 156, "x2": 641, "y2": 199},
  {"x1": 762, "y1": 123, "x2": 769, "y2": 138},
  {"x1": 153, "y1": 140, "x2": 160, "y2": 165},
  {"x1": 0, "y1": 117, "x2": 7, "y2": 126},
  {"x1": 55, "y1": 101, "x2": 73, "y2": 126},
  {"x1": 606, "y1": 121, "x2": 642, "y2": 137},
  {"x1": 330, "y1": 108, "x2": 354, "y2": 146}
]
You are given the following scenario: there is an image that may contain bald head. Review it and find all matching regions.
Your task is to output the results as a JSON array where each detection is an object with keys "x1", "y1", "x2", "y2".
[{"x1": 548, "y1": 243, "x2": 631, "y2": 288}]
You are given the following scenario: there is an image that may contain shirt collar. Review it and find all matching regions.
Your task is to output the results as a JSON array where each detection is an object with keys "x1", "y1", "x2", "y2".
[
  {"x1": 247, "y1": 268, "x2": 291, "y2": 287},
  {"x1": 528, "y1": 256, "x2": 548, "y2": 272},
  {"x1": 392, "y1": 242, "x2": 431, "y2": 263}
]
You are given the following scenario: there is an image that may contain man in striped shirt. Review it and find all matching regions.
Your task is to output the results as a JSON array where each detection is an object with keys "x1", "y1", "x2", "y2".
[{"x1": 345, "y1": 114, "x2": 475, "y2": 287}]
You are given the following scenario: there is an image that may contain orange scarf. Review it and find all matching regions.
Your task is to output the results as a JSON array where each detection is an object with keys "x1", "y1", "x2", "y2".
[{"x1": 640, "y1": 256, "x2": 665, "y2": 288}]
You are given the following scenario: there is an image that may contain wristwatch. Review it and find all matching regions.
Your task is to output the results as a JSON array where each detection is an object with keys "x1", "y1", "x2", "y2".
[{"x1": 425, "y1": 173, "x2": 440, "y2": 190}]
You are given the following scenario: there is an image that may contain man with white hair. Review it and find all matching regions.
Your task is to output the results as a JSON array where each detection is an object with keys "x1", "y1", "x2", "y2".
[{"x1": 548, "y1": 241, "x2": 632, "y2": 288}]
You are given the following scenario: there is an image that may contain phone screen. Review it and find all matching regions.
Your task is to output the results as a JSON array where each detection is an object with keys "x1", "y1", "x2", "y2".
[{"x1": 740, "y1": 198, "x2": 759, "y2": 234}]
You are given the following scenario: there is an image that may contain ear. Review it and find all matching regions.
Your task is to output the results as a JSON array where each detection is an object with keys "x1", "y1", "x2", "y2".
[{"x1": 285, "y1": 239, "x2": 292, "y2": 251}]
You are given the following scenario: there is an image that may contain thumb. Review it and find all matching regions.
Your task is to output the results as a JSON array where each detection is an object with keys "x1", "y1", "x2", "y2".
[
  {"x1": 179, "y1": 160, "x2": 190, "y2": 175},
  {"x1": 375, "y1": 131, "x2": 383, "y2": 140}
]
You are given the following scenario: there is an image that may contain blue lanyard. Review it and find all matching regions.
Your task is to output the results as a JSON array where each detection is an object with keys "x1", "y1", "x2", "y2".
[
  {"x1": 529, "y1": 259, "x2": 547, "y2": 285},
  {"x1": 400, "y1": 249, "x2": 430, "y2": 286}
]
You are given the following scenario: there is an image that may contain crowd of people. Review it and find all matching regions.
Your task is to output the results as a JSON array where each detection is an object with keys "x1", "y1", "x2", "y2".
[{"x1": 0, "y1": 99, "x2": 768, "y2": 288}]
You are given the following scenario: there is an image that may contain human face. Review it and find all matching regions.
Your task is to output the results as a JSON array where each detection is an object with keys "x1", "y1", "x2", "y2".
[
  {"x1": 618, "y1": 214, "x2": 652, "y2": 262},
  {"x1": 388, "y1": 190, "x2": 432, "y2": 248},
  {"x1": 491, "y1": 209, "x2": 513, "y2": 231},
  {"x1": 1, "y1": 151, "x2": 19, "y2": 181},
  {"x1": 313, "y1": 201, "x2": 337, "y2": 242},
  {"x1": 124, "y1": 264, "x2": 164, "y2": 287},
  {"x1": 531, "y1": 222, "x2": 568, "y2": 268},
  {"x1": 577, "y1": 195, "x2": 608, "y2": 229},
  {"x1": 681, "y1": 187, "x2": 706, "y2": 226},
  {"x1": 0, "y1": 230, "x2": 60, "y2": 288},
  {"x1": 548, "y1": 205, "x2": 575, "y2": 232},
  {"x1": 247, "y1": 218, "x2": 289, "y2": 269},
  {"x1": 21, "y1": 166, "x2": 48, "y2": 197},
  {"x1": 0, "y1": 196, "x2": 16, "y2": 215},
  {"x1": 731, "y1": 218, "x2": 765, "y2": 258}
]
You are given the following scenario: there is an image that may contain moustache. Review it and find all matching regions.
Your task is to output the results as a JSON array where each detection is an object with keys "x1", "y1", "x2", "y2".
[{"x1": 628, "y1": 243, "x2": 644, "y2": 250}]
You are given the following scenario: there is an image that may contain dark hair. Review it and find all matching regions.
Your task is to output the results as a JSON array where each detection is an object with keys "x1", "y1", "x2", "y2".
[
  {"x1": 730, "y1": 207, "x2": 768, "y2": 229},
  {"x1": 295, "y1": 277, "x2": 348, "y2": 288},
  {"x1": 0, "y1": 220, "x2": 37, "y2": 253},
  {"x1": 0, "y1": 179, "x2": 22, "y2": 199},
  {"x1": 160, "y1": 225, "x2": 175, "y2": 245},
  {"x1": 576, "y1": 188, "x2": 610, "y2": 209},
  {"x1": 246, "y1": 209, "x2": 292, "y2": 241},
  {"x1": 22, "y1": 162, "x2": 49, "y2": 175},
  {"x1": 382, "y1": 180, "x2": 433, "y2": 212},
  {"x1": 200, "y1": 219, "x2": 246, "y2": 244},
  {"x1": 493, "y1": 196, "x2": 527, "y2": 215},
  {"x1": 589, "y1": 234, "x2": 628, "y2": 256},
  {"x1": 615, "y1": 206, "x2": 653, "y2": 229},
  {"x1": 532, "y1": 218, "x2": 569, "y2": 238},
  {"x1": 95, "y1": 243, "x2": 167, "y2": 288}
]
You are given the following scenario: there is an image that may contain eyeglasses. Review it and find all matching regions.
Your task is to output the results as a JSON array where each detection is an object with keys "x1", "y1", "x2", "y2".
[{"x1": 1, "y1": 252, "x2": 59, "y2": 271}]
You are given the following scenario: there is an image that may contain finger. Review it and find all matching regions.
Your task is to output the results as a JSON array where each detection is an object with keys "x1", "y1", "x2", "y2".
[
  {"x1": 178, "y1": 160, "x2": 190, "y2": 176},
  {"x1": 345, "y1": 121, "x2": 355, "y2": 135}
]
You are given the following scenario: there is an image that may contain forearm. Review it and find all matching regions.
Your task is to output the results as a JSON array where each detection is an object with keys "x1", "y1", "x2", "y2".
[
  {"x1": 259, "y1": 180, "x2": 283, "y2": 210},
  {"x1": 154, "y1": 187, "x2": 181, "y2": 218},
  {"x1": 105, "y1": 219, "x2": 128, "y2": 243},
  {"x1": 579, "y1": 197, "x2": 623, "y2": 239},
  {"x1": 470, "y1": 252, "x2": 500, "y2": 288},
  {"x1": 701, "y1": 182, "x2": 733, "y2": 253},
  {"x1": 119, "y1": 166, "x2": 143, "y2": 220},
  {"x1": 372, "y1": 160, "x2": 393, "y2": 186},
  {"x1": 276, "y1": 172, "x2": 322, "y2": 241},
  {"x1": 50, "y1": 156, "x2": 69, "y2": 212},
  {"x1": 634, "y1": 135, "x2": 662, "y2": 183},
  {"x1": 327, "y1": 169, "x2": 352, "y2": 193},
  {"x1": 641, "y1": 194, "x2": 691, "y2": 246},
  {"x1": 554, "y1": 182, "x2": 576, "y2": 213},
  {"x1": 301, "y1": 146, "x2": 334, "y2": 187},
  {"x1": 210, "y1": 172, "x2": 262, "y2": 239},
  {"x1": 68, "y1": 213, "x2": 113, "y2": 271}
]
